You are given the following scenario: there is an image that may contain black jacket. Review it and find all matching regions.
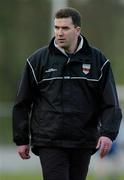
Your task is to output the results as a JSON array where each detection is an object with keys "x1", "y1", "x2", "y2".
[{"x1": 13, "y1": 35, "x2": 122, "y2": 154}]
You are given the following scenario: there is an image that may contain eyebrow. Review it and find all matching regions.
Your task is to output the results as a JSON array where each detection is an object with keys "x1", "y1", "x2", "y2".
[{"x1": 55, "y1": 25, "x2": 69, "y2": 28}]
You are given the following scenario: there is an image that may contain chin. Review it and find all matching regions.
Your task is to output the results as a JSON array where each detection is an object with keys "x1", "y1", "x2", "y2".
[
  {"x1": 59, "y1": 44, "x2": 67, "y2": 49},
  {"x1": 60, "y1": 45, "x2": 65, "y2": 48}
]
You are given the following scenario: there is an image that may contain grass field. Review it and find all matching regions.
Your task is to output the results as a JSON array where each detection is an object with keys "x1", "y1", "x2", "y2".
[
  {"x1": 0, "y1": 174, "x2": 42, "y2": 180},
  {"x1": 1, "y1": 173, "x2": 124, "y2": 180}
]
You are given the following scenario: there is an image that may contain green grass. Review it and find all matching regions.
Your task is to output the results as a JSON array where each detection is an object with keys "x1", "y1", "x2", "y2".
[
  {"x1": 1, "y1": 173, "x2": 124, "y2": 180},
  {"x1": 0, "y1": 173, "x2": 42, "y2": 180},
  {"x1": 88, "y1": 173, "x2": 124, "y2": 180}
]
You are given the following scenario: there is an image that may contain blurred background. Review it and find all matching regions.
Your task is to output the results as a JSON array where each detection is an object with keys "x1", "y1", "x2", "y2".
[{"x1": 0, "y1": 0, "x2": 124, "y2": 179}]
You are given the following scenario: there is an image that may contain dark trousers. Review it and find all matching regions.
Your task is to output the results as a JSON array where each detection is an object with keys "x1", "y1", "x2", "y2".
[{"x1": 39, "y1": 148, "x2": 92, "y2": 180}]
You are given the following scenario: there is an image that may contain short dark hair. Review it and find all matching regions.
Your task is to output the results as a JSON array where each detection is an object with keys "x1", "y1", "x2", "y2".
[{"x1": 55, "y1": 7, "x2": 81, "y2": 27}]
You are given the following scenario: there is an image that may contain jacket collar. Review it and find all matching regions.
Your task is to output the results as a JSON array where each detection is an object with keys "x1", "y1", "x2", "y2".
[
  {"x1": 54, "y1": 35, "x2": 84, "y2": 56},
  {"x1": 48, "y1": 34, "x2": 92, "y2": 58}
]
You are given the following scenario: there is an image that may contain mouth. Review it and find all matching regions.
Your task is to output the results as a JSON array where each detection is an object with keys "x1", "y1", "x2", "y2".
[{"x1": 58, "y1": 39, "x2": 65, "y2": 43}]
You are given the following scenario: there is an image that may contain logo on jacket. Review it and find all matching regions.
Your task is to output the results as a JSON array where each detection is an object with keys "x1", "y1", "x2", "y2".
[
  {"x1": 82, "y1": 64, "x2": 91, "y2": 74},
  {"x1": 45, "y1": 68, "x2": 58, "y2": 73}
]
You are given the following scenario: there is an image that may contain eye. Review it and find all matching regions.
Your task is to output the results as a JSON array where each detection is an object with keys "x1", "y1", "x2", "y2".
[
  {"x1": 63, "y1": 27, "x2": 69, "y2": 30},
  {"x1": 55, "y1": 26, "x2": 59, "y2": 30}
]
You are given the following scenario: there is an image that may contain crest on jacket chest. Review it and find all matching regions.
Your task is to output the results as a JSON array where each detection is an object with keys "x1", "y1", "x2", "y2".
[{"x1": 82, "y1": 63, "x2": 91, "y2": 74}]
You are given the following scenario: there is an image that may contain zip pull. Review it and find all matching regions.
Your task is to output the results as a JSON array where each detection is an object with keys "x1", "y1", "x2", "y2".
[{"x1": 67, "y1": 58, "x2": 70, "y2": 64}]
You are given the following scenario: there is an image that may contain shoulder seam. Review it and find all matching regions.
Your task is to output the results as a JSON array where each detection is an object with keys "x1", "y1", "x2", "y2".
[
  {"x1": 27, "y1": 58, "x2": 38, "y2": 85},
  {"x1": 98, "y1": 59, "x2": 110, "y2": 81}
]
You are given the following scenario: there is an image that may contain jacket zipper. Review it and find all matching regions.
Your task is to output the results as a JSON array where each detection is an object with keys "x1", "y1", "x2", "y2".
[{"x1": 67, "y1": 57, "x2": 70, "y2": 64}]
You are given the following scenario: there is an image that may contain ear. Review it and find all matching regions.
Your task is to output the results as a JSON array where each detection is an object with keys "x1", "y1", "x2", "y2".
[{"x1": 76, "y1": 26, "x2": 81, "y2": 35}]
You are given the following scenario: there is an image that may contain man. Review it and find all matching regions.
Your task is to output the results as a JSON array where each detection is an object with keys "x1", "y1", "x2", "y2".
[{"x1": 13, "y1": 7, "x2": 122, "y2": 180}]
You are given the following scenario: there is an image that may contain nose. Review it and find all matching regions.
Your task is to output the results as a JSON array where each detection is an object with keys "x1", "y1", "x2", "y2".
[{"x1": 58, "y1": 28, "x2": 64, "y2": 36}]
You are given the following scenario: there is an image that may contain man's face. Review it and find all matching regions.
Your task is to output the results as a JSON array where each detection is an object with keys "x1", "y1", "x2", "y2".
[{"x1": 54, "y1": 17, "x2": 81, "y2": 52}]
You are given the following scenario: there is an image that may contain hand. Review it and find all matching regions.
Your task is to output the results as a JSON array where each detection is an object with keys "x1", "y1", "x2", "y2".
[
  {"x1": 17, "y1": 145, "x2": 30, "y2": 160},
  {"x1": 96, "y1": 136, "x2": 112, "y2": 158}
]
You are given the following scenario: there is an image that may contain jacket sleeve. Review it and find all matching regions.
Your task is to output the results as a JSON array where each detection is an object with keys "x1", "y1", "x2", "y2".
[
  {"x1": 99, "y1": 59, "x2": 122, "y2": 141},
  {"x1": 12, "y1": 60, "x2": 36, "y2": 145}
]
